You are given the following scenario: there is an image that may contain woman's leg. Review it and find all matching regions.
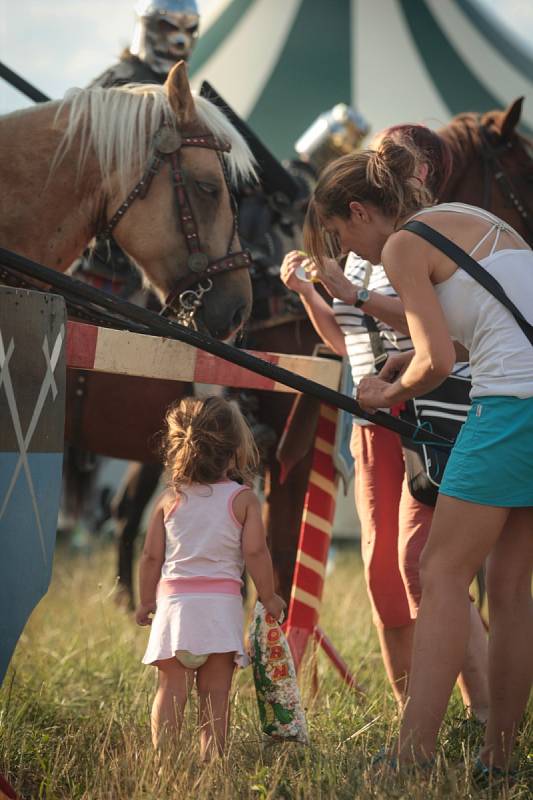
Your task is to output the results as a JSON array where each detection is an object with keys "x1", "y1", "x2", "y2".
[
  {"x1": 456, "y1": 605, "x2": 489, "y2": 722},
  {"x1": 352, "y1": 425, "x2": 414, "y2": 704},
  {"x1": 196, "y1": 652, "x2": 235, "y2": 759},
  {"x1": 398, "y1": 480, "x2": 489, "y2": 722},
  {"x1": 151, "y1": 658, "x2": 194, "y2": 749},
  {"x1": 398, "y1": 495, "x2": 509, "y2": 762},
  {"x1": 480, "y1": 508, "x2": 533, "y2": 769}
]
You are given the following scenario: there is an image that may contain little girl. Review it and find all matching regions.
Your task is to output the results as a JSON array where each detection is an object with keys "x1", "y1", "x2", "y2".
[{"x1": 136, "y1": 396, "x2": 285, "y2": 758}]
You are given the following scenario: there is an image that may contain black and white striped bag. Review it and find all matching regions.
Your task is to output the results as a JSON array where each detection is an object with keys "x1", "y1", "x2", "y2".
[{"x1": 400, "y1": 375, "x2": 471, "y2": 507}]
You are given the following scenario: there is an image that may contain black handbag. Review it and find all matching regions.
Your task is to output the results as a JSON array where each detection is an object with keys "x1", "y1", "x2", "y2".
[
  {"x1": 399, "y1": 375, "x2": 471, "y2": 506},
  {"x1": 398, "y1": 219, "x2": 533, "y2": 506}
]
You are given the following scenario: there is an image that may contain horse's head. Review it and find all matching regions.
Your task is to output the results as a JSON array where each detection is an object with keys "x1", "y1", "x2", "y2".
[
  {"x1": 101, "y1": 63, "x2": 256, "y2": 338},
  {"x1": 440, "y1": 98, "x2": 533, "y2": 245}
]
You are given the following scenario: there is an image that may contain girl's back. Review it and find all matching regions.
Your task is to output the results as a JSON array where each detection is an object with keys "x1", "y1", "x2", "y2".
[{"x1": 162, "y1": 480, "x2": 248, "y2": 583}]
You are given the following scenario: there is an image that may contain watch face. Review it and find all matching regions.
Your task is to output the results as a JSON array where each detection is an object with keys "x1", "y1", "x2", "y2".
[{"x1": 356, "y1": 287, "x2": 369, "y2": 306}]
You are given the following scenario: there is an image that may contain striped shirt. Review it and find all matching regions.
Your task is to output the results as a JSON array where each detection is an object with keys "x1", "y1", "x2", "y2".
[{"x1": 333, "y1": 254, "x2": 470, "y2": 424}]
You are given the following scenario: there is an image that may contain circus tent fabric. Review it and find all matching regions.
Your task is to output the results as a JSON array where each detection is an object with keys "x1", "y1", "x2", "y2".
[{"x1": 189, "y1": 0, "x2": 533, "y2": 159}]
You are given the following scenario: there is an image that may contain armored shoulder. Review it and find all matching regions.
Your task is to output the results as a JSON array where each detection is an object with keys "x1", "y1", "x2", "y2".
[{"x1": 88, "y1": 59, "x2": 139, "y2": 89}]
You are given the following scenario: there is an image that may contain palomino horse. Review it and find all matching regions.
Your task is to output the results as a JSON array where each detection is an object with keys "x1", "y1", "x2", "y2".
[{"x1": 0, "y1": 62, "x2": 256, "y2": 337}]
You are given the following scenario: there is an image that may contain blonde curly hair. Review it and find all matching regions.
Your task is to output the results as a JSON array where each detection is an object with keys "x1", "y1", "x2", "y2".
[{"x1": 162, "y1": 396, "x2": 259, "y2": 490}]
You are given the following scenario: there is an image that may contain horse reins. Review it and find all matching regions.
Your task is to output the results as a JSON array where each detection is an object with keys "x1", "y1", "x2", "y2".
[
  {"x1": 99, "y1": 125, "x2": 252, "y2": 327},
  {"x1": 477, "y1": 119, "x2": 533, "y2": 241}
]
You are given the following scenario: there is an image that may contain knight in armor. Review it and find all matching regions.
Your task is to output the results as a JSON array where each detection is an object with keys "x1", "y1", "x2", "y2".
[{"x1": 90, "y1": 0, "x2": 200, "y2": 88}]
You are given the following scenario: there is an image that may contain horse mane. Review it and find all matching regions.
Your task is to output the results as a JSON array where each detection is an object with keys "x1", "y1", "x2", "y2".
[
  {"x1": 438, "y1": 112, "x2": 480, "y2": 174},
  {"x1": 53, "y1": 83, "x2": 257, "y2": 194}
]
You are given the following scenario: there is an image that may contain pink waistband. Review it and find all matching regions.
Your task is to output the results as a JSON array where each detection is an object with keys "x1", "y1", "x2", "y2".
[{"x1": 158, "y1": 576, "x2": 242, "y2": 597}]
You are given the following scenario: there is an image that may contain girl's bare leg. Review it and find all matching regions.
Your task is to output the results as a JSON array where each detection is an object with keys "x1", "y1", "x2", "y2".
[
  {"x1": 152, "y1": 658, "x2": 194, "y2": 749},
  {"x1": 196, "y1": 652, "x2": 235, "y2": 760},
  {"x1": 398, "y1": 496, "x2": 509, "y2": 762},
  {"x1": 480, "y1": 508, "x2": 533, "y2": 769}
]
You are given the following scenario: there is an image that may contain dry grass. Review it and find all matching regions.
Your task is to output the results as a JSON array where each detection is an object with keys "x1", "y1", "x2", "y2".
[{"x1": 0, "y1": 541, "x2": 531, "y2": 799}]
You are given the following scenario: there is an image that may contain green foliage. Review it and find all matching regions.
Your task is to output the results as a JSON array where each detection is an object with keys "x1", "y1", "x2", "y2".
[{"x1": 0, "y1": 543, "x2": 531, "y2": 798}]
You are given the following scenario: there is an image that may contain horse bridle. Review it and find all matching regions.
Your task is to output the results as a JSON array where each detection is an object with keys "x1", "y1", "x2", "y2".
[
  {"x1": 99, "y1": 125, "x2": 252, "y2": 327},
  {"x1": 477, "y1": 119, "x2": 533, "y2": 241}
]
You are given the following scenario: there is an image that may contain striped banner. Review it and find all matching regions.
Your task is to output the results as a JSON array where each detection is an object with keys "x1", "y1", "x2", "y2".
[{"x1": 66, "y1": 320, "x2": 341, "y2": 392}]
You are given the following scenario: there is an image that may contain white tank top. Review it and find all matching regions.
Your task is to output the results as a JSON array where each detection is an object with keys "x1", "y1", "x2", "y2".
[
  {"x1": 409, "y1": 203, "x2": 533, "y2": 399},
  {"x1": 161, "y1": 480, "x2": 248, "y2": 582}
]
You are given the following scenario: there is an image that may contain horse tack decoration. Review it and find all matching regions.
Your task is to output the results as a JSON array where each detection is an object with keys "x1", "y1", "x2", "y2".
[
  {"x1": 99, "y1": 121, "x2": 252, "y2": 329},
  {"x1": 0, "y1": 287, "x2": 66, "y2": 684}
]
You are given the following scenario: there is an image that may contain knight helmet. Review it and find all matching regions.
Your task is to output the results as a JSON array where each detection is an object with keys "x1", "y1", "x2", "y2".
[
  {"x1": 294, "y1": 104, "x2": 370, "y2": 174},
  {"x1": 130, "y1": 0, "x2": 200, "y2": 75}
]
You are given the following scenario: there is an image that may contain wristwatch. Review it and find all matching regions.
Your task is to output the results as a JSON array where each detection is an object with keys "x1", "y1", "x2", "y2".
[{"x1": 354, "y1": 287, "x2": 370, "y2": 308}]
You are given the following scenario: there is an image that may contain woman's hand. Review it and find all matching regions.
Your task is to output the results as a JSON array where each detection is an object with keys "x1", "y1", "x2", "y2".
[
  {"x1": 378, "y1": 350, "x2": 415, "y2": 383},
  {"x1": 280, "y1": 251, "x2": 316, "y2": 296},
  {"x1": 357, "y1": 375, "x2": 394, "y2": 413},
  {"x1": 313, "y1": 257, "x2": 357, "y2": 304},
  {"x1": 135, "y1": 602, "x2": 156, "y2": 626}
]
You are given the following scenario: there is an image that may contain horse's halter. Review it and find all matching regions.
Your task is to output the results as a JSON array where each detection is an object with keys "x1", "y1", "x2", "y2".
[
  {"x1": 477, "y1": 119, "x2": 533, "y2": 241},
  {"x1": 100, "y1": 126, "x2": 252, "y2": 328}
]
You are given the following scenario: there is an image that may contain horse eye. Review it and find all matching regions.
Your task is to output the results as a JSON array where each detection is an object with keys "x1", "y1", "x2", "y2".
[{"x1": 195, "y1": 180, "x2": 218, "y2": 196}]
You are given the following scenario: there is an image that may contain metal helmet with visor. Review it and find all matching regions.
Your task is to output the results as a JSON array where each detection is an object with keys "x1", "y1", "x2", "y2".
[{"x1": 130, "y1": 0, "x2": 200, "y2": 75}]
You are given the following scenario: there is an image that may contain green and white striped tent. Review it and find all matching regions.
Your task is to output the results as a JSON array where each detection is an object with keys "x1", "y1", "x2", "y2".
[{"x1": 189, "y1": 0, "x2": 533, "y2": 160}]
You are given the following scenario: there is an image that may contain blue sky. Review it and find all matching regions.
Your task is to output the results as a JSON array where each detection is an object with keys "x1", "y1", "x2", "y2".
[{"x1": 1, "y1": 0, "x2": 532, "y2": 115}]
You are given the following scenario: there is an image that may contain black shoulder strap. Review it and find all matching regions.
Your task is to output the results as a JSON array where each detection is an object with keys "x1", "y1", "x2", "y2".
[{"x1": 402, "y1": 219, "x2": 533, "y2": 347}]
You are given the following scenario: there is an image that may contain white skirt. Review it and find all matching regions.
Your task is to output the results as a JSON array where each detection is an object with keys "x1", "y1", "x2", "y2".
[{"x1": 142, "y1": 592, "x2": 249, "y2": 668}]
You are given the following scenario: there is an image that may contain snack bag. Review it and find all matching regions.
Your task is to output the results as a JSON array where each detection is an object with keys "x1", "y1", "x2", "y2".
[{"x1": 248, "y1": 601, "x2": 309, "y2": 743}]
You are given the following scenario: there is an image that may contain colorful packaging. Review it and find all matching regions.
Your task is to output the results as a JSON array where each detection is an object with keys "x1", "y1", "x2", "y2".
[{"x1": 248, "y1": 601, "x2": 309, "y2": 743}]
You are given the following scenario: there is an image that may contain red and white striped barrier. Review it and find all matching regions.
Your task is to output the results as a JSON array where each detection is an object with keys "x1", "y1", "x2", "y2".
[{"x1": 66, "y1": 320, "x2": 342, "y2": 392}]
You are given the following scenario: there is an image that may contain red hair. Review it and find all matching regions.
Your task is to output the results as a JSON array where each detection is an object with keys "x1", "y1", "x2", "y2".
[{"x1": 379, "y1": 124, "x2": 453, "y2": 198}]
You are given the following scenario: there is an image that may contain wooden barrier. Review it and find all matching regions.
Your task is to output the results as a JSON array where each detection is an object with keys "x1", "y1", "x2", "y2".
[{"x1": 66, "y1": 320, "x2": 342, "y2": 392}]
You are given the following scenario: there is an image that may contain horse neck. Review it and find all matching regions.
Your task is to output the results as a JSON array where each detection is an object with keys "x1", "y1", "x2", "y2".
[{"x1": 0, "y1": 103, "x2": 104, "y2": 271}]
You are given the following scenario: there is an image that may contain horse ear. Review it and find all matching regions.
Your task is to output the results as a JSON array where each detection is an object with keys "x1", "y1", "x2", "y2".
[
  {"x1": 165, "y1": 61, "x2": 196, "y2": 125},
  {"x1": 499, "y1": 97, "x2": 524, "y2": 141}
]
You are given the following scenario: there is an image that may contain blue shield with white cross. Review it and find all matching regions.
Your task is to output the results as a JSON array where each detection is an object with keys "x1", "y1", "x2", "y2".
[{"x1": 0, "y1": 288, "x2": 66, "y2": 683}]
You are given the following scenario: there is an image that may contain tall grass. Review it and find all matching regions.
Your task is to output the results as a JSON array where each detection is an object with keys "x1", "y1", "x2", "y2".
[{"x1": 0, "y1": 542, "x2": 531, "y2": 799}]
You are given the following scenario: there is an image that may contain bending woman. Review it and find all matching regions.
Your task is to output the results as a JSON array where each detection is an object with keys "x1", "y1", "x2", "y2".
[
  {"x1": 280, "y1": 125, "x2": 488, "y2": 717},
  {"x1": 303, "y1": 136, "x2": 532, "y2": 773}
]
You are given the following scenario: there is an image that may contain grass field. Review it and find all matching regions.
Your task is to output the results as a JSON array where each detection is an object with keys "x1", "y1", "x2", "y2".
[{"x1": 0, "y1": 540, "x2": 531, "y2": 799}]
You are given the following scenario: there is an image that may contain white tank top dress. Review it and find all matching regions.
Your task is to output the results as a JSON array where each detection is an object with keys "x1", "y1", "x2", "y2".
[{"x1": 142, "y1": 480, "x2": 250, "y2": 668}]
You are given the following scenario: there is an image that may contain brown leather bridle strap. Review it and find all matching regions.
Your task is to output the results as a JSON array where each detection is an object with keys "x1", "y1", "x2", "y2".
[
  {"x1": 99, "y1": 127, "x2": 252, "y2": 311},
  {"x1": 163, "y1": 251, "x2": 252, "y2": 308},
  {"x1": 478, "y1": 121, "x2": 533, "y2": 240}
]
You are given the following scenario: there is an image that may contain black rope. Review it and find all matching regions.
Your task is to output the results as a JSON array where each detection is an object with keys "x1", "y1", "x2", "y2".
[{"x1": 0, "y1": 245, "x2": 454, "y2": 446}]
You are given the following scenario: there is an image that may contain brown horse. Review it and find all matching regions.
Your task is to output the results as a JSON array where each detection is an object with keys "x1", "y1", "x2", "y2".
[
  {"x1": 0, "y1": 62, "x2": 256, "y2": 337},
  {"x1": 439, "y1": 97, "x2": 533, "y2": 246}
]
